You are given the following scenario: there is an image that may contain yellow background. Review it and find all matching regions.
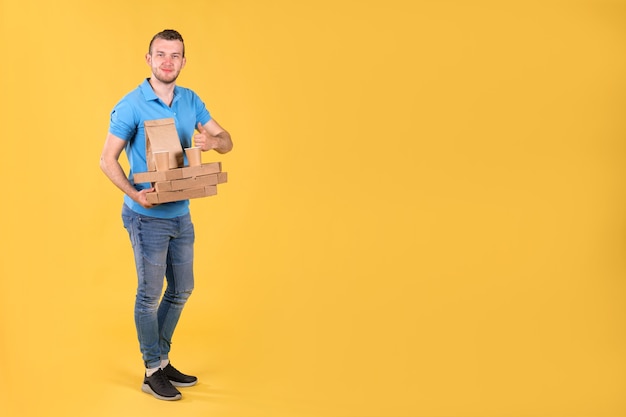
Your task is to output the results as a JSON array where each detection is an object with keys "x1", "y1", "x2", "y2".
[{"x1": 1, "y1": 0, "x2": 626, "y2": 416}]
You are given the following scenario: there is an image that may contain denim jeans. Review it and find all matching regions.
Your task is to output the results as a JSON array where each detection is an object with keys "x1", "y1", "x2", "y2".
[{"x1": 122, "y1": 204, "x2": 195, "y2": 369}]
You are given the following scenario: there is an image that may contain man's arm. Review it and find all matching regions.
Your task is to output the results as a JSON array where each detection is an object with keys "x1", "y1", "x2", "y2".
[
  {"x1": 100, "y1": 132, "x2": 155, "y2": 209},
  {"x1": 194, "y1": 119, "x2": 233, "y2": 154}
]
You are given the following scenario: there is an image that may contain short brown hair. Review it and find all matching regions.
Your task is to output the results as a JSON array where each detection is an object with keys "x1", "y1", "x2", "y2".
[{"x1": 148, "y1": 29, "x2": 185, "y2": 57}]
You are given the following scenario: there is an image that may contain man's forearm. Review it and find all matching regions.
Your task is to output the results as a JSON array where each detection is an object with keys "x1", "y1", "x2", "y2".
[
  {"x1": 100, "y1": 156, "x2": 140, "y2": 201},
  {"x1": 213, "y1": 131, "x2": 233, "y2": 154}
]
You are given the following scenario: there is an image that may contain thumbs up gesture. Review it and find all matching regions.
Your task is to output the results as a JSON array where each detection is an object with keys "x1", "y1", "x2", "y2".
[
  {"x1": 193, "y1": 120, "x2": 233, "y2": 154},
  {"x1": 193, "y1": 122, "x2": 213, "y2": 151}
]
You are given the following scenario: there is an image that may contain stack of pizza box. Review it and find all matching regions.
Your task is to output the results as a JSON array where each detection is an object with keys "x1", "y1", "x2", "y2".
[{"x1": 133, "y1": 118, "x2": 227, "y2": 204}]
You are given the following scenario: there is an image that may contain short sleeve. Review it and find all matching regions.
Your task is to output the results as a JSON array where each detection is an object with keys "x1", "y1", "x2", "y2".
[{"x1": 109, "y1": 100, "x2": 137, "y2": 141}]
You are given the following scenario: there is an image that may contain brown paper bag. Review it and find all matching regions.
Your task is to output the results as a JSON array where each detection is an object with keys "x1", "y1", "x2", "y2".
[{"x1": 145, "y1": 118, "x2": 184, "y2": 171}]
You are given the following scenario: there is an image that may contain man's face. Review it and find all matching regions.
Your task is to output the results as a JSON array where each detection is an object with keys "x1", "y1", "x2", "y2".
[{"x1": 146, "y1": 38, "x2": 186, "y2": 84}]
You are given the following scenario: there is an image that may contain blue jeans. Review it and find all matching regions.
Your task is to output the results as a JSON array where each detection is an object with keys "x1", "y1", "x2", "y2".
[{"x1": 122, "y1": 204, "x2": 195, "y2": 369}]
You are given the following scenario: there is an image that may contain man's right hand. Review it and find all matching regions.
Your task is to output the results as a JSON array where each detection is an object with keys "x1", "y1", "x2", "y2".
[{"x1": 134, "y1": 188, "x2": 156, "y2": 208}]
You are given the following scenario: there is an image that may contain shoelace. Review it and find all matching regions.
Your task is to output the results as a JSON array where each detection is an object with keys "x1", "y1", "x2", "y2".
[{"x1": 153, "y1": 370, "x2": 175, "y2": 390}]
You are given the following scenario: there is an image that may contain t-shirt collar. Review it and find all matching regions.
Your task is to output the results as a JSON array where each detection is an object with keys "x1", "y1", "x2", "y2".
[{"x1": 140, "y1": 78, "x2": 178, "y2": 103}]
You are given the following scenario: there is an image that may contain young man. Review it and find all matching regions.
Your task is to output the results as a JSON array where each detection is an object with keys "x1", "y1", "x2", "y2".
[{"x1": 100, "y1": 29, "x2": 233, "y2": 401}]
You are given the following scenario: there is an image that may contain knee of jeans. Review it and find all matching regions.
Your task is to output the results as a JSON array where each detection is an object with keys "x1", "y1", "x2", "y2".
[
  {"x1": 164, "y1": 287, "x2": 193, "y2": 303},
  {"x1": 178, "y1": 289, "x2": 193, "y2": 305},
  {"x1": 135, "y1": 294, "x2": 160, "y2": 312}
]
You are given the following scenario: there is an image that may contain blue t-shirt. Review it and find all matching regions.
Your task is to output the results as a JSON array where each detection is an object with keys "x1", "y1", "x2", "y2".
[{"x1": 109, "y1": 78, "x2": 211, "y2": 218}]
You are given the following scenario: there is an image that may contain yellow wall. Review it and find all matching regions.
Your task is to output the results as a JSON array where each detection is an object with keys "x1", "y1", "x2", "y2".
[{"x1": 1, "y1": 0, "x2": 626, "y2": 416}]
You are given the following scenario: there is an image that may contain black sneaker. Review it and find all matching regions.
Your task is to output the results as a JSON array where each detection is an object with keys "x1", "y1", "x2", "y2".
[
  {"x1": 163, "y1": 363, "x2": 198, "y2": 387},
  {"x1": 142, "y1": 369, "x2": 182, "y2": 401}
]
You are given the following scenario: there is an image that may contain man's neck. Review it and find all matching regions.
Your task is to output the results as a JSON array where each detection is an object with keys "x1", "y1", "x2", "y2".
[{"x1": 148, "y1": 78, "x2": 175, "y2": 105}]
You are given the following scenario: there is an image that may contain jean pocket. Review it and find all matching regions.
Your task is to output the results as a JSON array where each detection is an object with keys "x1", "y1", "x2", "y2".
[{"x1": 122, "y1": 214, "x2": 139, "y2": 248}]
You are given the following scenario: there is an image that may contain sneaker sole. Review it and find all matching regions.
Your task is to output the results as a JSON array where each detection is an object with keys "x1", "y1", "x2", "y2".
[
  {"x1": 141, "y1": 383, "x2": 182, "y2": 401},
  {"x1": 169, "y1": 379, "x2": 198, "y2": 387}
]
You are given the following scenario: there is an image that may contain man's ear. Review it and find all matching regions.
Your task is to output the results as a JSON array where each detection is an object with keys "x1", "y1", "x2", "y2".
[
  {"x1": 145, "y1": 53, "x2": 152, "y2": 65},
  {"x1": 181, "y1": 57, "x2": 187, "y2": 69}
]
